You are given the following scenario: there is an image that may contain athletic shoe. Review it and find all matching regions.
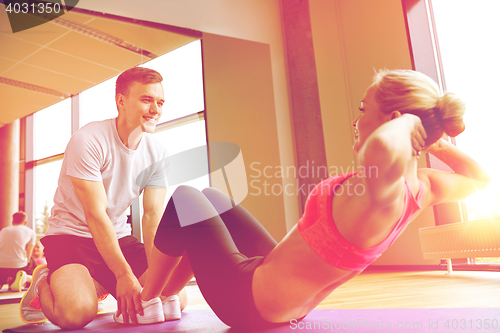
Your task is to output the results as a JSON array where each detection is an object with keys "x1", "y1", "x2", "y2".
[
  {"x1": 161, "y1": 295, "x2": 181, "y2": 321},
  {"x1": 10, "y1": 270, "x2": 27, "y2": 292},
  {"x1": 94, "y1": 279, "x2": 109, "y2": 301},
  {"x1": 94, "y1": 279, "x2": 109, "y2": 314},
  {"x1": 20, "y1": 264, "x2": 48, "y2": 324},
  {"x1": 113, "y1": 296, "x2": 164, "y2": 325},
  {"x1": 97, "y1": 301, "x2": 105, "y2": 315}
]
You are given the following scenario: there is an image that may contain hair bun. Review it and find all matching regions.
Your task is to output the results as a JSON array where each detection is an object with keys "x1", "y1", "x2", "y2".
[{"x1": 435, "y1": 92, "x2": 466, "y2": 137}]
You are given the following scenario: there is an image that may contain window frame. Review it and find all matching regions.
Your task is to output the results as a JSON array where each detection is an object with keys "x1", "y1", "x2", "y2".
[
  {"x1": 402, "y1": 0, "x2": 500, "y2": 270},
  {"x1": 402, "y1": 0, "x2": 464, "y2": 226}
]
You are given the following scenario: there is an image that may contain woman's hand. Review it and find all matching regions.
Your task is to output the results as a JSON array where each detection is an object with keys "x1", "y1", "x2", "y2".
[
  {"x1": 401, "y1": 113, "x2": 427, "y2": 156},
  {"x1": 424, "y1": 137, "x2": 449, "y2": 155},
  {"x1": 359, "y1": 113, "x2": 427, "y2": 207}
]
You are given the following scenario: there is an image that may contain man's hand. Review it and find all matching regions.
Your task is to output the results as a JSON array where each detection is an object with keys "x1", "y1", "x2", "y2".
[{"x1": 115, "y1": 272, "x2": 143, "y2": 325}]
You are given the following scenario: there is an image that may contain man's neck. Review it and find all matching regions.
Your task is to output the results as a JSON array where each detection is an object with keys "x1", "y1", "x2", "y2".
[{"x1": 115, "y1": 118, "x2": 143, "y2": 150}]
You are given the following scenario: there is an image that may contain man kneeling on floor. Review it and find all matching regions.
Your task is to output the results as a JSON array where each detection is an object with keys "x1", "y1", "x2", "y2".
[
  {"x1": 0, "y1": 212, "x2": 36, "y2": 292},
  {"x1": 20, "y1": 67, "x2": 192, "y2": 329}
]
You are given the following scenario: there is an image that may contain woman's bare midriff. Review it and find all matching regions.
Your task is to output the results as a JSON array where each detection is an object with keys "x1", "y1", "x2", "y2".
[{"x1": 252, "y1": 225, "x2": 360, "y2": 323}]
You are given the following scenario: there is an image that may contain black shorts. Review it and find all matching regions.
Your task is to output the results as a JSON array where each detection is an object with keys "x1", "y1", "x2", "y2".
[{"x1": 41, "y1": 235, "x2": 148, "y2": 298}]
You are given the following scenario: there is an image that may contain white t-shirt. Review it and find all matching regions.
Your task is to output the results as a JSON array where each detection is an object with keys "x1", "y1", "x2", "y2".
[
  {"x1": 0, "y1": 225, "x2": 37, "y2": 268},
  {"x1": 46, "y1": 118, "x2": 168, "y2": 239}
]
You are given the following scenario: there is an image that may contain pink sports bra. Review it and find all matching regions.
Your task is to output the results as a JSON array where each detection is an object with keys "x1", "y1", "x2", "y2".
[{"x1": 298, "y1": 172, "x2": 423, "y2": 271}]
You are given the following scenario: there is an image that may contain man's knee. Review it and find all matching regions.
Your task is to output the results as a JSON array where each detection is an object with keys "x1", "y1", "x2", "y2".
[
  {"x1": 48, "y1": 264, "x2": 98, "y2": 329},
  {"x1": 54, "y1": 302, "x2": 97, "y2": 329}
]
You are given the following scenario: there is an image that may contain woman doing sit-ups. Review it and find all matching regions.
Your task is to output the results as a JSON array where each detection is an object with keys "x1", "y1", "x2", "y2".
[{"x1": 125, "y1": 70, "x2": 490, "y2": 329}]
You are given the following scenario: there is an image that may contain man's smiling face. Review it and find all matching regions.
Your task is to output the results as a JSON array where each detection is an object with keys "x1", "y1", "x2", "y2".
[{"x1": 118, "y1": 81, "x2": 165, "y2": 134}]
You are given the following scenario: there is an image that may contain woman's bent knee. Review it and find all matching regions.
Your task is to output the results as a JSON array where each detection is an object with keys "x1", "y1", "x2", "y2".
[
  {"x1": 202, "y1": 187, "x2": 234, "y2": 214},
  {"x1": 173, "y1": 185, "x2": 200, "y2": 197},
  {"x1": 172, "y1": 186, "x2": 219, "y2": 226}
]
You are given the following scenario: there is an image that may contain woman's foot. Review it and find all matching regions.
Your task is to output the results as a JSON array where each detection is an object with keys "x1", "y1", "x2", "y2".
[
  {"x1": 161, "y1": 295, "x2": 181, "y2": 321},
  {"x1": 113, "y1": 297, "x2": 164, "y2": 325}
]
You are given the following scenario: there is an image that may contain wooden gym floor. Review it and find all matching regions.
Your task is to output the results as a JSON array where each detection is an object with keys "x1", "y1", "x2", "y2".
[{"x1": 1, "y1": 269, "x2": 499, "y2": 331}]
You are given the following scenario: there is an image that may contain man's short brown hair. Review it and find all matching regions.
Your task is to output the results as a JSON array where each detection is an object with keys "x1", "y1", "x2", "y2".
[
  {"x1": 12, "y1": 211, "x2": 27, "y2": 225},
  {"x1": 115, "y1": 67, "x2": 163, "y2": 98}
]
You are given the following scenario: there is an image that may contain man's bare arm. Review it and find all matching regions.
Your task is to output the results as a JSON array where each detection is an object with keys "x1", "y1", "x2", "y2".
[
  {"x1": 25, "y1": 244, "x2": 34, "y2": 264},
  {"x1": 70, "y1": 176, "x2": 143, "y2": 324}
]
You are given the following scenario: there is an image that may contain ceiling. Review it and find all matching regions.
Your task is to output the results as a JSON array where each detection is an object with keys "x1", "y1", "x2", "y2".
[{"x1": 0, "y1": 4, "x2": 200, "y2": 126}]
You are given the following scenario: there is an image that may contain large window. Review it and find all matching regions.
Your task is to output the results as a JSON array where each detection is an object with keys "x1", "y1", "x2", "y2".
[
  {"x1": 403, "y1": 0, "x2": 500, "y2": 268},
  {"x1": 80, "y1": 76, "x2": 118, "y2": 127},
  {"x1": 154, "y1": 119, "x2": 210, "y2": 202},
  {"x1": 26, "y1": 40, "x2": 208, "y2": 238},
  {"x1": 34, "y1": 160, "x2": 63, "y2": 235},
  {"x1": 78, "y1": 40, "x2": 205, "y2": 127},
  {"x1": 131, "y1": 41, "x2": 208, "y2": 232},
  {"x1": 141, "y1": 40, "x2": 205, "y2": 122},
  {"x1": 407, "y1": 0, "x2": 500, "y2": 266},
  {"x1": 145, "y1": 40, "x2": 207, "y2": 199},
  {"x1": 32, "y1": 100, "x2": 71, "y2": 235},
  {"x1": 33, "y1": 99, "x2": 71, "y2": 160},
  {"x1": 431, "y1": 0, "x2": 500, "y2": 221}
]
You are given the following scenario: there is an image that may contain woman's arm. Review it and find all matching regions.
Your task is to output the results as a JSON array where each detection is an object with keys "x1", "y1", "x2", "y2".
[
  {"x1": 419, "y1": 138, "x2": 490, "y2": 205},
  {"x1": 426, "y1": 138, "x2": 489, "y2": 182},
  {"x1": 359, "y1": 113, "x2": 426, "y2": 206}
]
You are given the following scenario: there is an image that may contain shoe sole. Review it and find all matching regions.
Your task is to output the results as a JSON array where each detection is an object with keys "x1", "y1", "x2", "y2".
[
  {"x1": 113, "y1": 314, "x2": 165, "y2": 325},
  {"x1": 165, "y1": 313, "x2": 181, "y2": 321},
  {"x1": 140, "y1": 314, "x2": 165, "y2": 324},
  {"x1": 19, "y1": 265, "x2": 47, "y2": 324},
  {"x1": 97, "y1": 301, "x2": 104, "y2": 315}
]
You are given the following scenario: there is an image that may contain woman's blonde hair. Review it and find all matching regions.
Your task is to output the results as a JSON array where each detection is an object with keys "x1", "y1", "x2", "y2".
[{"x1": 372, "y1": 69, "x2": 465, "y2": 146}]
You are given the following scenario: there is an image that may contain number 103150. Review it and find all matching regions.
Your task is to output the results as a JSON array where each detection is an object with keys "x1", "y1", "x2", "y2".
[{"x1": 6, "y1": 2, "x2": 62, "y2": 15}]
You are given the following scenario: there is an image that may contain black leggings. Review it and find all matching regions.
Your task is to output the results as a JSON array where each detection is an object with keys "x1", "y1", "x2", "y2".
[{"x1": 154, "y1": 186, "x2": 280, "y2": 330}]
